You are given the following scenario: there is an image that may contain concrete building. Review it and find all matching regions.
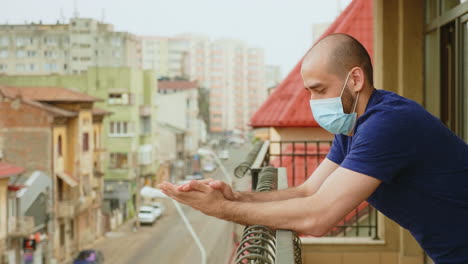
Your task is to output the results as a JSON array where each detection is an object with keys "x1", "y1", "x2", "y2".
[
  {"x1": 139, "y1": 34, "x2": 211, "y2": 87},
  {"x1": 209, "y1": 39, "x2": 266, "y2": 133},
  {"x1": 0, "y1": 67, "x2": 160, "y2": 224},
  {"x1": 0, "y1": 18, "x2": 139, "y2": 75},
  {"x1": 265, "y1": 65, "x2": 282, "y2": 89},
  {"x1": 0, "y1": 85, "x2": 110, "y2": 264}
]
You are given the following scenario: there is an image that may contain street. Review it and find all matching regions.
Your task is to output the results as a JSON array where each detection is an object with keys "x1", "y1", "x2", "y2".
[{"x1": 92, "y1": 145, "x2": 252, "y2": 264}]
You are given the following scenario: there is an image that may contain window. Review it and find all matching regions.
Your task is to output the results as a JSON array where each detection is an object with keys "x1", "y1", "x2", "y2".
[
  {"x1": 140, "y1": 117, "x2": 151, "y2": 135},
  {"x1": 0, "y1": 64, "x2": 7, "y2": 71},
  {"x1": 44, "y1": 36, "x2": 57, "y2": 45},
  {"x1": 0, "y1": 50, "x2": 8, "y2": 58},
  {"x1": 70, "y1": 220, "x2": 74, "y2": 240},
  {"x1": 0, "y1": 37, "x2": 8, "y2": 46},
  {"x1": 15, "y1": 64, "x2": 25, "y2": 72},
  {"x1": 15, "y1": 37, "x2": 28, "y2": 46},
  {"x1": 16, "y1": 50, "x2": 26, "y2": 58},
  {"x1": 424, "y1": 0, "x2": 468, "y2": 141},
  {"x1": 27, "y1": 50, "x2": 36, "y2": 57},
  {"x1": 57, "y1": 177, "x2": 64, "y2": 201},
  {"x1": 44, "y1": 63, "x2": 57, "y2": 72},
  {"x1": 108, "y1": 93, "x2": 132, "y2": 105},
  {"x1": 83, "y1": 132, "x2": 89, "y2": 152},
  {"x1": 58, "y1": 135, "x2": 63, "y2": 157},
  {"x1": 28, "y1": 64, "x2": 35, "y2": 72},
  {"x1": 60, "y1": 224, "x2": 65, "y2": 245},
  {"x1": 109, "y1": 121, "x2": 134, "y2": 136},
  {"x1": 44, "y1": 50, "x2": 58, "y2": 58},
  {"x1": 111, "y1": 37, "x2": 122, "y2": 47},
  {"x1": 109, "y1": 153, "x2": 128, "y2": 169}
]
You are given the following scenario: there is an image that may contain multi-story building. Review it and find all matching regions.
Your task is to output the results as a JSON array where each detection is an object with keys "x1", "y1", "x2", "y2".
[
  {"x1": 0, "y1": 18, "x2": 138, "y2": 75},
  {"x1": 209, "y1": 39, "x2": 266, "y2": 133},
  {"x1": 0, "y1": 67, "x2": 159, "y2": 222},
  {"x1": 265, "y1": 65, "x2": 282, "y2": 89},
  {"x1": 139, "y1": 34, "x2": 211, "y2": 87},
  {"x1": 0, "y1": 85, "x2": 110, "y2": 264}
]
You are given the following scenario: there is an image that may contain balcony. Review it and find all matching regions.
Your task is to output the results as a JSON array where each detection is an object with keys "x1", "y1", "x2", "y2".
[
  {"x1": 232, "y1": 140, "x2": 382, "y2": 263},
  {"x1": 7, "y1": 216, "x2": 35, "y2": 237},
  {"x1": 93, "y1": 148, "x2": 106, "y2": 177},
  {"x1": 140, "y1": 105, "x2": 151, "y2": 116},
  {"x1": 56, "y1": 200, "x2": 76, "y2": 219}
]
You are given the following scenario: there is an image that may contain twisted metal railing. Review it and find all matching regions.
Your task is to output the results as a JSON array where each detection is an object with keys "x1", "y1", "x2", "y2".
[
  {"x1": 234, "y1": 141, "x2": 269, "y2": 179},
  {"x1": 234, "y1": 167, "x2": 302, "y2": 264}
]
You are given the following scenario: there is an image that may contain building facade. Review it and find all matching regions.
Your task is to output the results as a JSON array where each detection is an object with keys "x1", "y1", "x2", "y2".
[
  {"x1": 0, "y1": 18, "x2": 139, "y2": 76},
  {"x1": 0, "y1": 67, "x2": 160, "y2": 223},
  {"x1": 0, "y1": 85, "x2": 109, "y2": 264}
]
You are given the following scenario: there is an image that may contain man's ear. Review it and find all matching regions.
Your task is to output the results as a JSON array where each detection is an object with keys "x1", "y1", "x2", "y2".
[{"x1": 350, "y1": 67, "x2": 365, "y2": 93}]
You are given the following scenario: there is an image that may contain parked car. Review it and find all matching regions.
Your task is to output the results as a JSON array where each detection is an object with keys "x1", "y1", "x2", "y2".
[
  {"x1": 203, "y1": 162, "x2": 216, "y2": 172},
  {"x1": 73, "y1": 249, "x2": 104, "y2": 264},
  {"x1": 219, "y1": 150, "x2": 229, "y2": 160},
  {"x1": 148, "y1": 201, "x2": 165, "y2": 216},
  {"x1": 138, "y1": 206, "x2": 158, "y2": 225},
  {"x1": 185, "y1": 172, "x2": 203, "y2": 181}
]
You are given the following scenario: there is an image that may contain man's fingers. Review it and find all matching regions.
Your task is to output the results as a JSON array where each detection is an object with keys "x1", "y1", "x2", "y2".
[
  {"x1": 209, "y1": 180, "x2": 234, "y2": 200},
  {"x1": 189, "y1": 180, "x2": 212, "y2": 193}
]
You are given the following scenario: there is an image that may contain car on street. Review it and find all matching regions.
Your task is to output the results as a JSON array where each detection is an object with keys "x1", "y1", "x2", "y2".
[
  {"x1": 148, "y1": 201, "x2": 165, "y2": 216},
  {"x1": 203, "y1": 162, "x2": 216, "y2": 172},
  {"x1": 138, "y1": 206, "x2": 159, "y2": 225},
  {"x1": 219, "y1": 150, "x2": 229, "y2": 160},
  {"x1": 185, "y1": 172, "x2": 203, "y2": 180},
  {"x1": 73, "y1": 249, "x2": 104, "y2": 264}
]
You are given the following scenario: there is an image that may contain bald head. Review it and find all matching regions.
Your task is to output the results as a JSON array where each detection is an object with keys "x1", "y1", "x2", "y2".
[{"x1": 302, "y1": 34, "x2": 373, "y2": 85}]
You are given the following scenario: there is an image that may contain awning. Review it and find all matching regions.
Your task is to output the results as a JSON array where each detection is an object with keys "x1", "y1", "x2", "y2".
[{"x1": 57, "y1": 172, "x2": 78, "y2": 187}]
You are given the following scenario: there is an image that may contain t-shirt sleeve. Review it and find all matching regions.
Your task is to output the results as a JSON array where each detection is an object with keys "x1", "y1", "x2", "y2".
[
  {"x1": 326, "y1": 135, "x2": 345, "y2": 165},
  {"x1": 340, "y1": 109, "x2": 418, "y2": 183}
]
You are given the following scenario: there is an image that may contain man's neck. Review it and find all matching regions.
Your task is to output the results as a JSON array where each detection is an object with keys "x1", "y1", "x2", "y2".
[{"x1": 356, "y1": 86, "x2": 375, "y2": 119}]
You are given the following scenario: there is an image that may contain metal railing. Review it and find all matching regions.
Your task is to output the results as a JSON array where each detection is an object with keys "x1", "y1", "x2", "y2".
[
  {"x1": 269, "y1": 140, "x2": 378, "y2": 239},
  {"x1": 234, "y1": 166, "x2": 301, "y2": 264}
]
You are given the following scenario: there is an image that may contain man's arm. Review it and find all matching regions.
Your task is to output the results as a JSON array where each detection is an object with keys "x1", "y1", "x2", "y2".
[
  {"x1": 235, "y1": 158, "x2": 340, "y2": 202},
  {"x1": 161, "y1": 166, "x2": 381, "y2": 236},
  {"x1": 178, "y1": 158, "x2": 340, "y2": 203}
]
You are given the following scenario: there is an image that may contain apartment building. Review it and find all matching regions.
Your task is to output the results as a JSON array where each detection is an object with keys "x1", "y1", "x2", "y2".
[{"x1": 0, "y1": 18, "x2": 138, "y2": 75}]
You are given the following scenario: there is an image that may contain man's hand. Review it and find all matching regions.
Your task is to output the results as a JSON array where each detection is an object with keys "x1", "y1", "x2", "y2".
[
  {"x1": 158, "y1": 180, "x2": 228, "y2": 218},
  {"x1": 177, "y1": 179, "x2": 238, "y2": 201}
]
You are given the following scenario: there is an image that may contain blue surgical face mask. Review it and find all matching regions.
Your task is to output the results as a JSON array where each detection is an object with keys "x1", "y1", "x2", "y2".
[{"x1": 309, "y1": 72, "x2": 360, "y2": 135}]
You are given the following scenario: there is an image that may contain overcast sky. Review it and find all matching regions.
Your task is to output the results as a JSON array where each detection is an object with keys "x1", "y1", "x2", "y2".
[{"x1": 1, "y1": 0, "x2": 351, "y2": 77}]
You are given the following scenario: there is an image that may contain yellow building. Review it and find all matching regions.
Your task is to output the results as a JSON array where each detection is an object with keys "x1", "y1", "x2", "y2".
[{"x1": 0, "y1": 85, "x2": 111, "y2": 264}]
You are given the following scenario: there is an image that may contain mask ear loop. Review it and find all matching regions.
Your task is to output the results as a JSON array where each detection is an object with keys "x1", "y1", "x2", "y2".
[
  {"x1": 352, "y1": 92, "x2": 360, "y2": 114},
  {"x1": 339, "y1": 71, "x2": 352, "y2": 98}
]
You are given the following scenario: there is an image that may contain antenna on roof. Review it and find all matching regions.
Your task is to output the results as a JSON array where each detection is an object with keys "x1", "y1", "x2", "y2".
[{"x1": 73, "y1": 0, "x2": 79, "y2": 18}]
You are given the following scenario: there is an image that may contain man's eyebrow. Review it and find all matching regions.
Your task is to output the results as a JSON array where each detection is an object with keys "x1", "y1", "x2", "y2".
[{"x1": 304, "y1": 82, "x2": 322, "y2": 90}]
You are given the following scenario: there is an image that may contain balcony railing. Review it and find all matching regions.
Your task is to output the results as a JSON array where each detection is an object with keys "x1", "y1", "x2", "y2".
[
  {"x1": 140, "y1": 105, "x2": 151, "y2": 116},
  {"x1": 7, "y1": 216, "x2": 35, "y2": 237},
  {"x1": 268, "y1": 140, "x2": 378, "y2": 239},
  {"x1": 233, "y1": 139, "x2": 381, "y2": 263},
  {"x1": 56, "y1": 200, "x2": 76, "y2": 218},
  {"x1": 234, "y1": 166, "x2": 301, "y2": 264}
]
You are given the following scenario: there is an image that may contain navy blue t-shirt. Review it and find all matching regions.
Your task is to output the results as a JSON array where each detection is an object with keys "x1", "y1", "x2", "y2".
[{"x1": 327, "y1": 89, "x2": 468, "y2": 264}]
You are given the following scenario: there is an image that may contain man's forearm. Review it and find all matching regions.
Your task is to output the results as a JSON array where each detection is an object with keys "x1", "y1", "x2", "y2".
[
  {"x1": 234, "y1": 185, "x2": 309, "y2": 203},
  {"x1": 218, "y1": 196, "x2": 324, "y2": 236}
]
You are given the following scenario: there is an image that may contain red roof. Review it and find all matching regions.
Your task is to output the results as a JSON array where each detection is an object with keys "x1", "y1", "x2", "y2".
[
  {"x1": 158, "y1": 81, "x2": 198, "y2": 91},
  {"x1": 0, "y1": 85, "x2": 101, "y2": 102},
  {"x1": 0, "y1": 163, "x2": 24, "y2": 179},
  {"x1": 250, "y1": 0, "x2": 373, "y2": 128}
]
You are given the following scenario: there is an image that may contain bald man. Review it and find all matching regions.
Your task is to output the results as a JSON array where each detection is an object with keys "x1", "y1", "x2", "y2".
[{"x1": 159, "y1": 34, "x2": 468, "y2": 263}]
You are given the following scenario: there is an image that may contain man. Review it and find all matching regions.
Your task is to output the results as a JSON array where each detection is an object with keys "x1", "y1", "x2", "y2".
[{"x1": 159, "y1": 34, "x2": 468, "y2": 263}]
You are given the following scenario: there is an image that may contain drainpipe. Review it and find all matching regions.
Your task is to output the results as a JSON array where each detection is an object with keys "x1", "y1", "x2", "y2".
[{"x1": 47, "y1": 127, "x2": 56, "y2": 264}]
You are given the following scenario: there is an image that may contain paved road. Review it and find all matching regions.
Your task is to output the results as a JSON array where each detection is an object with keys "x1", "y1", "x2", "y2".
[{"x1": 93, "y1": 145, "x2": 253, "y2": 264}]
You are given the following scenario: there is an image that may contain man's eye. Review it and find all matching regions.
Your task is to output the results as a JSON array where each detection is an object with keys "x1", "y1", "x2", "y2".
[{"x1": 317, "y1": 89, "x2": 326, "y2": 94}]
